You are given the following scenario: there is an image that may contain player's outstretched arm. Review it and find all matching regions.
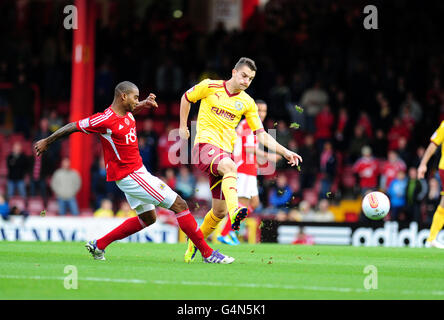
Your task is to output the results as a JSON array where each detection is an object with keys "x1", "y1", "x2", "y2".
[
  {"x1": 133, "y1": 93, "x2": 158, "y2": 115},
  {"x1": 418, "y1": 142, "x2": 437, "y2": 179},
  {"x1": 179, "y1": 94, "x2": 191, "y2": 139},
  {"x1": 34, "y1": 122, "x2": 79, "y2": 156},
  {"x1": 256, "y1": 131, "x2": 302, "y2": 167}
]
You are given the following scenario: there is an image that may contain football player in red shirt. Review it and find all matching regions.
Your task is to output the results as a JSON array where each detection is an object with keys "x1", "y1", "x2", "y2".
[{"x1": 34, "y1": 81, "x2": 234, "y2": 264}]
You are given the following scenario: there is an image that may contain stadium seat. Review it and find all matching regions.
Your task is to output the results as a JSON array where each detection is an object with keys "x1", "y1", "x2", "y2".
[
  {"x1": 155, "y1": 102, "x2": 168, "y2": 117},
  {"x1": 8, "y1": 196, "x2": 26, "y2": 211},
  {"x1": 46, "y1": 199, "x2": 59, "y2": 216},
  {"x1": 28, "y1": 197, "x2": 44, "y2": 215}
]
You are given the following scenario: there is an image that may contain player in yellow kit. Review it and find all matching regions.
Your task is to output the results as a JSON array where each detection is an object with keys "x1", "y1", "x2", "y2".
[
  {"x1": 179, "y1": 57, "x2": 302, "y2": 262},
  {"x1": 418, "y1": 121, "x2": 444, "y2": 248}
]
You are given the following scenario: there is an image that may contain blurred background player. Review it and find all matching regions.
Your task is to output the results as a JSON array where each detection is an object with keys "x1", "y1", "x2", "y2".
[
  {"x1": 218, "y1": 99, "x2": 281, "y2": 245},
  {"x1": 418, "y1": 121, "x2": 444, "y2": 249},
  {"x1": 34, "y1": 81, "x2": 234, "y2": 264},
  {"x1": 179, "y1": 57, "x2": 302, "y2": 262}
]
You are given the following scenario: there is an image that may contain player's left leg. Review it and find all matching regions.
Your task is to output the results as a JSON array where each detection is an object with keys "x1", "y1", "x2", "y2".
[{"x1": 426, "y1": 196, "x2": 444, "y2": 248}]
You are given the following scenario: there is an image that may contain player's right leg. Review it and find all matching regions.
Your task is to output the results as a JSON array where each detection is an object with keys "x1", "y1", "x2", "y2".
[
  {"x1": 185, "y1": 198, "x2": 228, "y2": 262},
  {"x1": 217, "y1": 157, "x2": 248, "y2": 231},
  {"x1": 426, "y1": 196, "x2": 444, "y2": 248}
]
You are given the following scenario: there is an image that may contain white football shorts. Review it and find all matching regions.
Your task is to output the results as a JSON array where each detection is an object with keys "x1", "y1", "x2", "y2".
[
  {"x1": 237, "y1": 172, "x2": 259, "y2": 199},
  {"x1": 116, "y1": 166, "x2": 177, "y2": 214}
]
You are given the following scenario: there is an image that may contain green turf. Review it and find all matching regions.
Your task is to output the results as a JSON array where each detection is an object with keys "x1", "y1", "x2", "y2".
[{"x1": 0, "y1": 241, "x2": 443, "y2": 300}]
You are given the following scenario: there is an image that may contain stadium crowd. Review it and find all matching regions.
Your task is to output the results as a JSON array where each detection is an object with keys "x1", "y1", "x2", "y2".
[{"x1": 1, "y1": 0, "x2": 444, "y2": 224}]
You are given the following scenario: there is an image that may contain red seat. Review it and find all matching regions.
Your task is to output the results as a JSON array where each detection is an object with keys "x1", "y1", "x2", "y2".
[
  {"x1": 28, "y1": 197, "x2": 44, "y2": 215},
  {"x1": 171, "y1": 102, "x2": 181, "y2": 117},
  {"x1": 46, "y1": 199, "x2": 59, "y2": 215},
  {"x1": 9, "y1": 196, "x2": 26, "y2": 211}
]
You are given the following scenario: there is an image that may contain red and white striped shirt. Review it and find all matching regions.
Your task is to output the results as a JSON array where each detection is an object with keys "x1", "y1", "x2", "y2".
[
  {"x1": 76, "y1": 106, "x2": 143, "y2": 181},
  {"x1": 233, "y1": 119, "x2": 258, "y2": 176}
]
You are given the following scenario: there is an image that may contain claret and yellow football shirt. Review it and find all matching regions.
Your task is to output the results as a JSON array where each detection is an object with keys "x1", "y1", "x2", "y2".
[{"x1": 184, "y1": 79, "x2": 264, "y2": 153}]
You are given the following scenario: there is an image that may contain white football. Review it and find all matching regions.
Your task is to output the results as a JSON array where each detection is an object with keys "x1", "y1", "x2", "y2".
[{"x1": 362, "y1": 191, "x2": 390, "y2": 220}]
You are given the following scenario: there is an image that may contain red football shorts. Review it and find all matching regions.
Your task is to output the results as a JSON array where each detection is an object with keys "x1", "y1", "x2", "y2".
[{"x1": 192, "y1": 143, "x2": 232, "y2": 200}]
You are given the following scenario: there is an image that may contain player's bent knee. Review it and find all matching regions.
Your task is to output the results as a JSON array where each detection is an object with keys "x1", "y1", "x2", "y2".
[
  {"x1": 170, "y1": 195, "x2": 189, "y2": 214},
  {"x1": 218, "y1": 158, "x2": 236, "y2": 175},
  {"x1": 138, "y1": 210, "x2": 157, "y2": 226}
]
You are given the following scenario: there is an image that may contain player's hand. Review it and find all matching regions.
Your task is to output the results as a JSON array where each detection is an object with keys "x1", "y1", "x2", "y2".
[
  {"x1": 417, "y1": 164, "x2": 427, "y2": 179},
  {"x1": 179, "y1": 126, "x2": 190, "y2": 140},
  {"x1": 34, "y1": 139, "x2": 48, "y2": 157},
  {"x1": 282, "y1": 149, "x2": 302, "y2": 167},
  {"x1": 137, "y1": 93, "x2": 158, "y2": 109}
]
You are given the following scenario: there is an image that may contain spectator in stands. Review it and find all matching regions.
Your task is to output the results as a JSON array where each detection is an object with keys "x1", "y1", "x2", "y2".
[
  {"x1": 7, "y1": 141, "x2": 29, "y2": 199},
  {"x1": 347, "y1": 125, "x2": 369, "y2": 164},
  {"x1": 356, "y1": 111, "x2": 373, "y2": 139},
  {"x1": 175, "y1": 166, "x2": 196, "y2": 200},
  {"x1": 115, "y1": 201, "x2": 137, "y2": 218},
  {"x1": 387, "y1": 117, "x2": 411, "y2": 150},
  {"x1": 425, "y1": 177, "x2": 441, "y2": 224},
  {"x1": 268, "y1": 173, "x2": 293, "y2": 212},
  {"x1": 268, "y1": 74, "x2": 292, "y2": 121},
  {"x1": 50, "y1": 158, "x2": 81, "y2": 216},
  {"x1": 301, "y1": 80, "x2": 329, "y2": 133},
  {"x1": 333, "y1": 106, "x2": 349, "y2": 151},
  {"x1": 297, "y1": 134, "x2": 319, "y2": 190},
  {"x1": 387, "y1": 170, "x2": 408, "y2": 221},
  {"x1": 90, "y1": 157, "x2": 109, "y2": 209},
  {"x1": 302, "y1": 199, "x2": 335, "y2": 222},
  {"x1": 400, "y1": 92, "x2": 422, "y2": 124},
  {"x1": 29, "y1": 146, "x2": 50, "y2": 205},
  {"x1": 314, "y1": 104, "x2": 334, "y2": 152},
  {"x1": 0, "y1": 194, "x2": 9, "y2": 220},
  {"x1": 380, "y1": 150, "x2": 407, "y2": 192},
  {"x1": 292, "y1": 227, "x2": 315, "y2": 245},
  {"x1": 157, "y1": 123, "x2": 180, "y2": 171},
  {"x1": 370, "y1": 128, "x2": 388, "y2": 159},
  {"x1": 373, "y1": 97, "x2": 393, "y2": 134},
  {"x1": 10, "y1": 73, "x2": 34, "y2": 138},
  {"x1": 194, "y1": 174, "x2": 212, "y2": 204},
  {"x1": 396, "y1": 136, "x2": 411, "y2": 167},
  {"x1": 164, "y1": 168, "x2": 177, "y2": 189},
  {"x1": 353, "y1": 146, "x2": 380, "y2": 196},
  {"x1": 319, "y1": 141, "x2": 336, "y2": 199},
  {"x1": 94, "y1": 198, "x2": 114, "y2": 218},
  {"x1": 34, "y1": 118, "x2": 60, "y2": 170},
  {"x1": 48, "y1": 110, "x2": 63, "y2": 133},
  {"x1": 138, "y1": 118, "x2": 159, "y2": 173},
  {"x1": 405, "y1": 167, "x2": 428, "y2": 223}
]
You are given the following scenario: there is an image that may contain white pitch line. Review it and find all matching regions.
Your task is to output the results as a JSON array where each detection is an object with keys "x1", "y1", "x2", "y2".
[{"x1": 1, "y1": 274, "x2": 443, "y2": 297}]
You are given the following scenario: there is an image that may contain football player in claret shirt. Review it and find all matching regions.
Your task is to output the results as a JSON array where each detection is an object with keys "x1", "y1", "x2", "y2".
[
  {"x1": 179, "y1": 57, "x2": 302, "y2": 262},
  {"x1": 418, "y1": 121, "x2": 444, "y2": 249},
  {"x1": 219, "y1": 99, "x2": 281, "y2": 245},
  {"x1": 34, "y1": 81, "x2": 234, "y2": 264}
]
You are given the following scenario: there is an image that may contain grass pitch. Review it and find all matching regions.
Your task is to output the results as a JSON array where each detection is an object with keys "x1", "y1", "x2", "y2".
[{"x1": 0, "y1": 241, "x2": 443, "y2": 300}]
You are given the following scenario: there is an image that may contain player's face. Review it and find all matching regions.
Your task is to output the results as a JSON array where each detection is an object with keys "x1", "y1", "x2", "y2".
[
  {"x1": 124, "y1": 89, "x2": 140, "y2": 112},
  {"x1": 257, "y1": 103, "x2": 267, "y2": 122},
  {"x1": 233, "y1": 65, "x2": 255, "y2": 91}
]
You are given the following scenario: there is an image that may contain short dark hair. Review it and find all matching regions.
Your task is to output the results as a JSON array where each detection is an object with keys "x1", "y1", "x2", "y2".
[
  {"x1": 234, "y1": 57, "x2": 257, "y2": 72},
  {"x1": 114, "y1": 81, "x2": 138, "y2": 97},
  {"x1": 255, "y1": 99, "x2": 267, "y2": 105}
]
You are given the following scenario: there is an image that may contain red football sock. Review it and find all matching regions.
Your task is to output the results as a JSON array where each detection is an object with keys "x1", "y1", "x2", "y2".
[
  {"x1": 96, "y1": 216, "x2": 146, "y2": 250},
  {"x1": 220, "y1": 216, "x2": 232, "y2": 236},
  {"x1": 176, "y1": 209, "x2": 213, "y2": 258}
]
